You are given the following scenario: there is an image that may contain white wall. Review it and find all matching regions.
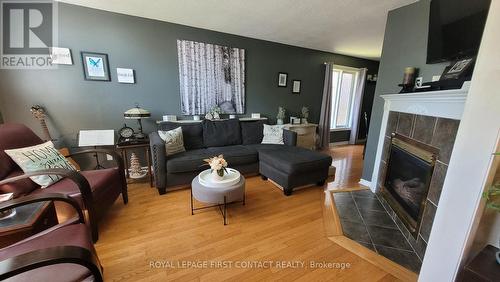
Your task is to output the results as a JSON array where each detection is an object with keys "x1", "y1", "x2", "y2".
[{"x1": 419, "y1": 0, "x2": 500, "y2": 280}]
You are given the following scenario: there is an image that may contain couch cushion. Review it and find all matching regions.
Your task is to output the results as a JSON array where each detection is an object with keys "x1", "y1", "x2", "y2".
[
  {"x1": 241, "y1": 120, "x2": 266, "y2": 145},
  {"x1": 245, "y1": 143, "x2": 287, "y2": 153},
  {"x1": 203, "y1": 119, "x2": 242, "y2": 147},
  {"x1": 158, "y1": 121, "x2": 204, "y2": 150},
  {"x1": 0, "y1": 123, "x2": 44, "y2": 179},
  {"x1": 31, "y1": 168, "x2": 121, "y2": 209},
  {"x1": 259, "y1": 146, "x2": 332, "y2": 174},
  {"x1": 0, "y1": 170, "x2": 39, "y2": 197},
  {"x1": 0, "y1": 223, "x2": 93, "y2": 282},
  {"x1": 167, "y1": 145, "x2": 257, "y2": 174}
]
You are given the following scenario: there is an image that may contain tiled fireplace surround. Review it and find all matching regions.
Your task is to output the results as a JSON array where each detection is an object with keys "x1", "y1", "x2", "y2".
[
  {"x1": 377, "y1": 111, "x2": 460, "y2": 259},
  {"x1": 366, "y1": 84, "x2": 469, "y2": 264}
]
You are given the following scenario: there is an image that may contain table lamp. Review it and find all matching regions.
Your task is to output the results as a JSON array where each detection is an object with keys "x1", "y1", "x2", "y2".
[{"x1": 124, "y1": 105, "x2": 151, "y2": 139}]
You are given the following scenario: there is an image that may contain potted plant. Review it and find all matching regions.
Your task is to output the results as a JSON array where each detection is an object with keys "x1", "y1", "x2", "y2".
[
  {"x1": 276, "y1": 106, "x2": 286, "y2": 125},
  {"x1": 482, "y1": 152, "x2": 500, "y2": 264},
  {"x1": 301, "y1": 106, "x2": 309, "y2": 124},
  {"x1": 204, "y1": 155, "x2": 228, "y2": 181}
]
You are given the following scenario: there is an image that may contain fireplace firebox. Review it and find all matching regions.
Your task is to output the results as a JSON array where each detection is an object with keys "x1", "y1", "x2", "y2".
[{"x1": 382, "y1": 133, "x2": 439, "y2": 237}]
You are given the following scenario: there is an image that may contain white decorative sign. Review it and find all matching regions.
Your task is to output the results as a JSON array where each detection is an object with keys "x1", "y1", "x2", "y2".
[
  {"x1": 117, "y1": 68, "x2": 135, "y2": 83},
  {"x1": 78, "y1": 130, "x2": 115, "y2": 147},
  {"x1": 49, "y1": 47, "x2": 73, "y2": 65}
]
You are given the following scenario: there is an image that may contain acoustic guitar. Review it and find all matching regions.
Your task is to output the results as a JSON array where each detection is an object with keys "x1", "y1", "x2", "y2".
[{"x1": 30, "y1": 105, "x2": 80, "y2": 170}]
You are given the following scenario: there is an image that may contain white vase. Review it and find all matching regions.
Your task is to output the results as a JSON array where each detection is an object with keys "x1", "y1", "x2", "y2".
[
  {"x1": 212, "y1": 170, "x2": 224, "y2": 182},
  {"x1": 277, "y1": 119, "x2": 284, "y2": 125}
]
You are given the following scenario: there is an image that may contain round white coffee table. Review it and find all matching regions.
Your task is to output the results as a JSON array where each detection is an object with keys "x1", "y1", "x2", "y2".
[{"x1": 191, "y1": 169, "x2": 245, "y2": 225}]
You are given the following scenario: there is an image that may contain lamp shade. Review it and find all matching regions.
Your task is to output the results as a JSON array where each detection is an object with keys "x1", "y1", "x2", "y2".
[{"x1": 124, "y1": 106, "x2": 151, "y2": 119}]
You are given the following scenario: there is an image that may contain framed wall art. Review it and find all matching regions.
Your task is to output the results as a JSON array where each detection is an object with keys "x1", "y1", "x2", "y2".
[{"x1": 81, "y1": 52, "x2": 110, "y2": 81}]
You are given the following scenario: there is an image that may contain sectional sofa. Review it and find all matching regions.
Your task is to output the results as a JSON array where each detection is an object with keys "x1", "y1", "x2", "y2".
[{"x1": 150, "y1": 119, "x2": 333, "y2": 196}]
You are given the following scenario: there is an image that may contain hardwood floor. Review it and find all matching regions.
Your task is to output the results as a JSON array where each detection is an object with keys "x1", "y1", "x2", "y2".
[{"x1": 95, "y1": 145, "x2": 401, "y2": 281}]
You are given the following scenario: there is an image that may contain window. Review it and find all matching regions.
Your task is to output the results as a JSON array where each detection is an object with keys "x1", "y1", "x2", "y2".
[{"x1": 330, "y1": 66, "x2": 359, "y2": 130}]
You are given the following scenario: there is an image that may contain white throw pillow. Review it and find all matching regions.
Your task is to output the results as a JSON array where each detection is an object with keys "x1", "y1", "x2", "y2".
[
  {"x1": 261, "y1": 124, "x2": 284, "y2": 144},
  {"x1": 4, "y1": 141, "x2": 76, "y2": 188},
  {"x1": 158, "y1": 127, "x2": 186, "y2": 156}
]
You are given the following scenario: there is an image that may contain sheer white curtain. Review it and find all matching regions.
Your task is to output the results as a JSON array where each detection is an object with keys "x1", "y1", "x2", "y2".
[
  {"x1": 318, "y1": 63, "x2": 334, "y2": 149},
  {"x1": 349, "y1": 68, "x2": 367, "y2": 144}
]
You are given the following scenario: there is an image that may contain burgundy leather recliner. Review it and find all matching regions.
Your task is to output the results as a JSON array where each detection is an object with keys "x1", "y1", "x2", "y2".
[{"x1": 0, "y1": 123, "x2": 128, "y2": 241}]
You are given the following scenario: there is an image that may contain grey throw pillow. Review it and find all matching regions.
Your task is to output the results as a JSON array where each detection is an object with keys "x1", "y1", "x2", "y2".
[
  {"x1": 158, "y1": 127, "x2": 186, "y2": 156},
  {"x1": 261, "y1": 124, "x2": 284, "y2": 144}
]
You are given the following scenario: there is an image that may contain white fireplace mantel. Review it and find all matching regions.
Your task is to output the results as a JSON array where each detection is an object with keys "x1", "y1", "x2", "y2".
[{"x1": 363, "y1": 82, "x2": 470, "y2": 192}]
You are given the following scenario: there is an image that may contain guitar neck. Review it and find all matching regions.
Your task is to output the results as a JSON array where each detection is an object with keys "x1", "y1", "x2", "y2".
[{"x1": 39, "y1": 119, "x2": 52, "y2": 141}]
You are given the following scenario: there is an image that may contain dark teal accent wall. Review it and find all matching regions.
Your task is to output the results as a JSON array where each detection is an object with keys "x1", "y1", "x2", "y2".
[
  {"x1": 362, "y1": 0, "x2": 449, "y2": 181},
  {"x1": 0, "y1": 3, "x2": 378, "y2": 149}
]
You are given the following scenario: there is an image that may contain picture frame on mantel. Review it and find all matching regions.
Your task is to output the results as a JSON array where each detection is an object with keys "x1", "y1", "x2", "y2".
[
  {"x1": 277, "y1": 72, "x2": 288, "y2": 87},
  {"x1": 292, "y1": 79, "x2": 301, "y2": 94},
  {"x1": 81, "y1": 52, "x2": 111, "y2": 81}
]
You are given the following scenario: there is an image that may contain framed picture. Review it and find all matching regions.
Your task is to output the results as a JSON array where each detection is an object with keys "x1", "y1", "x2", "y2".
[
  {"x1": 116, "y1": 68, "x2": 135, "y2": 84},
  {"x1": 49, "y1": 47, "x2": 73, "y2": 65},
  {"x1": 292, "y1": 79, "x2": 301, "y2": 94},
  {"x1": 277, "y1": 72, "x2": 288, "y2": 87},
  {"x1": 81, "y1": 52, "x2": 110, "y2": 81}
]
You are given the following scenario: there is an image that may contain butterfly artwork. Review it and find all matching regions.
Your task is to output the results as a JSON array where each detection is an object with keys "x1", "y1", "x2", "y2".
[{"x1": 81, "y1": 52, "x2": 110, "y2": 81}]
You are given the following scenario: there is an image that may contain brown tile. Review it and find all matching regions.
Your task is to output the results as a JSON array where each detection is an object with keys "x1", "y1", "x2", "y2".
[
  {"x1": 419, "y1": 200, "x2": 437, "y2": 242},
  {"x1": 432, "y1": 118, "x2": 460, "y2": 164},
  {"x1": 396, "y1": 113, "x2": 415, "y2": 137},
  {"x1": 427, "y1": 161, "x2": 448, "y2": 205},
  {"x1": 386, "y1": 111, "x2": 399, "y2": 137},
  {"x1": 381, "y1": 137, "x2": 391, "y2": 162},
  {"x1": 414, "y1": 234, "x2": 428, "y2": 259},
  {"x1": 412, "y1": 115, "x2": 436, "y2": 144}
]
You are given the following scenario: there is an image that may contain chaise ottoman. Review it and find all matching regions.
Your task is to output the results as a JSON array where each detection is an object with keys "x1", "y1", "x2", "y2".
[{"x1": 258, "y1": 146, "x2": 332, "y2": 196}]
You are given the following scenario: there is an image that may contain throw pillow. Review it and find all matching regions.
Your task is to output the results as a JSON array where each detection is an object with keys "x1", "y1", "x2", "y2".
[
  {"x1": 261, "y1": 124, "x2": 284, "y2": 144},
  {"x1": 158, "y1": 127, "x2": 186, "y2": 156},
  {"x1": 4, "y1": 141, "x2": 76, "y2": 188}
]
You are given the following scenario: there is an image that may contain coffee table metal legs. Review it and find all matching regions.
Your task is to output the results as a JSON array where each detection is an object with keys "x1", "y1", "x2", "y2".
[{"x1": 191, "y1": 189, "x2": 244, "y2": 225}]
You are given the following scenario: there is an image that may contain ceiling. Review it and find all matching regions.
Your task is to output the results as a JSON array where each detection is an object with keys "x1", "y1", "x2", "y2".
[{"x1": 58, "y1": 0, "x2": 416, "y2": 60}]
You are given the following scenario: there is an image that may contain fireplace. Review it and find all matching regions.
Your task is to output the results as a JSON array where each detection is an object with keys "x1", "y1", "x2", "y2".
[{"x1": 382, "y1": 133, "x2": 439, "y2": 237}]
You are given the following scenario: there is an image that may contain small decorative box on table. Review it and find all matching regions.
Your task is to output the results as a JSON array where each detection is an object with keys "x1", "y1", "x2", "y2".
[{"x1": 191, "y1": 168, "x2": 245, "y2": 225}]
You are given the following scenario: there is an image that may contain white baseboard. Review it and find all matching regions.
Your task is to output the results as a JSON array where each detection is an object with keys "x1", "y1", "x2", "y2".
[{"x1": 359, "y1": 179, "x2": 375, "y2": 192}]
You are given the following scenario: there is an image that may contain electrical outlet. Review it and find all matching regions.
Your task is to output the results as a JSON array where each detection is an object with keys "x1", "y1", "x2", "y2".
[
  {"x1": 106, "y1": 154, "x2": 113, "y2": 161},
  {"x1": 415, "y1": 77, "x2": 423, "y2": 87},
  {"x1": 432, "y1": 75, "x2": 441, "y2": 82}
]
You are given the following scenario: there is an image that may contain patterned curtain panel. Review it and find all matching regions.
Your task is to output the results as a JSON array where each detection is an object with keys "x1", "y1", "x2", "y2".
[{"x1": 177, "y1": 40, "x2": 246, "y2": 115}]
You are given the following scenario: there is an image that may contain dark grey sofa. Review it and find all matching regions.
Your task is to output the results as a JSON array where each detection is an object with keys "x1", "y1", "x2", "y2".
[{"x1": 150, "y1": 119, "x2": 332, "y2": 196}]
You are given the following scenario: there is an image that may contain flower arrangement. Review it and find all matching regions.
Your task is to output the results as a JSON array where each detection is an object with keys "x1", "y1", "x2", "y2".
[
  {"x1": 276, "y1": 106, "x2": 286, "y2": 125},
  {"x1": 205, "y1": 106, "x2": 222, "y2": 120},
  {"x1": 301, "y1": 106, "x2": 309, "y2": 124},
  {"x1": 204, "y1": 154, "x2": 228, "y2": 180}
]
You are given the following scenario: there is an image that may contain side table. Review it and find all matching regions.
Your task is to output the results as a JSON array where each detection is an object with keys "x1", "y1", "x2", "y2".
[
  {"x1": 283, "y1": 123, "x2": 318, "y2": 150},
  {"x1": 0, "y1": 201, "x2": 58, "y2": 248},
  {"x1": 116, "y1": 140, "x2": 153, "y2": 187}
]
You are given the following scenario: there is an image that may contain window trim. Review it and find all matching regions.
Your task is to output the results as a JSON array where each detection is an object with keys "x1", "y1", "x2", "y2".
[{"x1": 330, "y1": 65, "x2": 360, "y2": 131}]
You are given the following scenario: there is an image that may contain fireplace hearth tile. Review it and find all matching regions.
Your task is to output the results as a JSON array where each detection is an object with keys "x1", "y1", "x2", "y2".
[
  {"x1": 336, "y1": 203, "x2": 363, "y2": 223},
  {"x1": 352, "y1": 189, "x2": 377, "y2": 199},
  {"x1": 414, "y1": 235, "x2": 428, "y2": 259},
  {"x1": 335, "y1": 190, "x2": 422, "y2": 273},
  {"x1": 427, "y1": 161, "x2": 448, "y2": 205},
  {"x1": 431, "y1": 118, "x2": 460, "y2": 164},
  {"x1": 375, "y1": 245, "x2": 422, "y2": 273},
  {"x1": 358, "y1": 209, "x2": 398, "y2": 229},
  {"x1": 366, "y1": 225, "x2": 413, "y2": 251},
  {"x1": 412, "y1": 115, "x2": 437, "y2": 144},
  {"x1": 419, "y1": 200, "x2": 437, "y2": 242},
  {"x1": 353, "y1": 196, "x2": 385, "y2": 212},
  {"x1": 340, "y1": 219, "x2": 372, "y2": 244},
  {"x1": 396, "y1": 113, "x2": 415, "y2": 137}
]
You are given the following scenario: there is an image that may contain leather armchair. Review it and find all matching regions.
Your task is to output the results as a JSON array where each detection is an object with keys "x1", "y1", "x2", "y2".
[
  {"x1": 0, "y1": 193, "x2": 103, "y2": 281},
  {"x1": 0, "y1": 123, "x2": 128, "y2": 242}
]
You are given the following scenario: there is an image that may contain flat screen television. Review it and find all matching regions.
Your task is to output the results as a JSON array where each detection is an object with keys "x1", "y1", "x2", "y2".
[{"x1": 427, "y1": 0, "x2": 491, "y2": 64}]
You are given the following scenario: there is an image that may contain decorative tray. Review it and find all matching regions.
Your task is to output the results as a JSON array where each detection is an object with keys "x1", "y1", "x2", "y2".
[{"x1": 198, "y1": 168, "x2": 241, "y2": 188}]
